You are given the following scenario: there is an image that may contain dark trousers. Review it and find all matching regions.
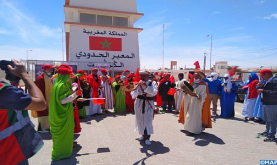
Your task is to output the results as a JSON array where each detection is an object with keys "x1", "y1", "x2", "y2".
[
  {"x1": 143, "y1": 128, "x2": 150, "y2": 140},
  {"x1": 162, "y1": 101, "x2": 172, "y2": 111}
]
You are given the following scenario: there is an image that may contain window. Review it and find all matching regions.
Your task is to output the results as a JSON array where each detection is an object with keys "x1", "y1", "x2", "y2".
[
  {"x1": 217, "y1": 66, "x2": 227, "y2": 69},
  {"x1": 79, "y1": 13, "x2": 129, "y2": 27},
  {"x1": 97, "y1": 15, "x2": 112, "y2": 26},
  {"x1": 80, "y1": 13, "x2": 96, "y2": 24},
  {"x1": 113, "y1": 16, "x2": 128, "y2": 27}
]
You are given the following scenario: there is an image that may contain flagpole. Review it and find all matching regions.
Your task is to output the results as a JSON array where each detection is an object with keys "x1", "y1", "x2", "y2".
[
  {"x1": 62, "y1": 22, "x2": 64, "y2": 61},
  {"x1": 162, "y1": 24, "x2": 165, "y2": 71}
]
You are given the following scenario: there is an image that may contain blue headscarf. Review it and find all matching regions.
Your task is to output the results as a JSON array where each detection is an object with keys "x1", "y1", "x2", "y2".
[{"x1": 248, "y1": 72, "x2": 259, "y2": 84}]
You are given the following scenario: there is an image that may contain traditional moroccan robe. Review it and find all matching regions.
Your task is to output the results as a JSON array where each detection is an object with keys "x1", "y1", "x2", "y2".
[
  {"x1": 131, "y1": 81, "x2": 158, "y2": 135},
  {"x1": 241, "y1": 79, "x2": 259, "y2": 118},
  {"x1": 49, "y1": 74, "x2": 75, "y2": 160},
  {"x1": 124, "y1": 80, "x2": 135, "y2": 112},
  {"x1": 253, "y1": 93, "x2": 264, "y2": 119},
  {"x1": 182, "y1": 82, "x2": 210, "y2": 134},
  {"x1": 175, "y1": 79, "x2": 185, "y2": 112},
  {"x1": 100, "y1": 75, "x2": 114, "y2": 110},
  {"x1": 72, "y1": 83, "x2": 81, "y2": 133},
  {"x1": 86, "y1": 74, "x2": 102, "y2": 115},
  {"x1": 156, "y1": 78, "x2": 164, "y2": 107},
  {"x1": 220, "y1": 82, "x2": 237, "y2": 118},
  {"x1": 112, "y1": 82, "x2": 126, "y2": 113},
  {"x1": 34, "y1": 73, "x2": 52, "y2": 130}
]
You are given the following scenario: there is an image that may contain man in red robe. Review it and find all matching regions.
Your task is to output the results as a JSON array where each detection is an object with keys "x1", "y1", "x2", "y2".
[
  {"x1": 86, "y1": 68, "x2": 102, "y2": 115},
  {"x1": 34, "y1": 64, "x2": 53, "y2": 133},
  {"x1": 125, "y1": 74, "x2": 135, "y2": 112}
]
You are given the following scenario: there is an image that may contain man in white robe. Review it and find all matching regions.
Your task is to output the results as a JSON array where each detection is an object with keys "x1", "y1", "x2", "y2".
[
  {"x1": 183, "y1": 71, "x2": 207, "y2": 135},
  {"x1": 131, "y1": 71, "x2": 158, "y2": 146},
  {"x1": 175, "y1": 73, "x2": 185, "y2": 113},
  {"x1": 100, "y1": 69, "x2": 114, "y2": 112}
]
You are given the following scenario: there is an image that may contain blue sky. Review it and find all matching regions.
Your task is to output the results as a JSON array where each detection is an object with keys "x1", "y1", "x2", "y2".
[{"x1": 0, "y1": 0, "x2": 276, "y2": 69}]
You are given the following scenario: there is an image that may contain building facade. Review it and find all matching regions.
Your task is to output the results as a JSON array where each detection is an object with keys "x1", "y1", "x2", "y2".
[
  {"x1": 64, "y1": 0, "x2": 143, "y2": 72},
  {"x1": 214, "y1": 61, "x2": 228, "y2": 76}
]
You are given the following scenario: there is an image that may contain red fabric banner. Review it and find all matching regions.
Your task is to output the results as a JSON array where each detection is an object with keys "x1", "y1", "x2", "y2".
[{"x1": 89, "y1": 36, "x2": 122, "y2": 51}]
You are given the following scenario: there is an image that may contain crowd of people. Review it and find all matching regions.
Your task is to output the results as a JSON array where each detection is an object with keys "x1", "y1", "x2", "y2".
[{"x1": 1, "y1": 60, "x2": 277, "y2": 164}]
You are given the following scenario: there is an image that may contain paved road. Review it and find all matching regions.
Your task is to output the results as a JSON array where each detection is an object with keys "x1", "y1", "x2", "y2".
[{"x1": 29, "y1": 102, "x2": 276, "y2": 165}]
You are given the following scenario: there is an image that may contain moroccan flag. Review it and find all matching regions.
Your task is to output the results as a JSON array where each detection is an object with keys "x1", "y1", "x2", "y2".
[
  {"x1": 134, "y1": 67, "x2": 140, "y2": 83},
  {"x1": 193, "y1": 61, "x2": 200, "y2": 69},
  {"x1": 89, "y1": 36, "x2": 122, "y2": 51},
  {"x1": 229, "y1": 66, "x2": 237, "y2": 77}
]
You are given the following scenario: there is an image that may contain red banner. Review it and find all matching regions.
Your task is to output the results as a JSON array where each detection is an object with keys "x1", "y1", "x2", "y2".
[{"x1": 89, "y1": 36, "x2": 122, "y2": 51}]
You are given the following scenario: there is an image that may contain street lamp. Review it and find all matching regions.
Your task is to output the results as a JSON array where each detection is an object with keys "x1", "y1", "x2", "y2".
[
  {"x1": 207, "y1": 34, "x2": 213, "y2": 74},
  {"x1": 203, "y1": 52, "x2": 207, "y2": 72},
  {"x1": 26, "y1": 50, "x2": 33, "y2": 61}
]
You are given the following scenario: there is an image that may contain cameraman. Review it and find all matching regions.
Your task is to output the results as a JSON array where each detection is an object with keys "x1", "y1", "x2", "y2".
[{"x1": 0, "y1": 60, "x2": 47, "y2": 165}]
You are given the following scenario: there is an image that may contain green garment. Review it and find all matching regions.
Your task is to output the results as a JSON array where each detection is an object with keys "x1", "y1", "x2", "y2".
[
  {"x1": 49, "y1": 74, "x2": 74, "y2": 160},
  {"x1": 112, "y1": 82, "x2": 126, "y2": 113},
  {"x1": 78, "y1": 106, "x2": 87, "y2": 118}
]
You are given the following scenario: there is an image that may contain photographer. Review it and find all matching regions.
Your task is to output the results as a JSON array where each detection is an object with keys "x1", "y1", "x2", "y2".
[{"x1": 0, "y1": 60, "x2": 47, "y2": 165}]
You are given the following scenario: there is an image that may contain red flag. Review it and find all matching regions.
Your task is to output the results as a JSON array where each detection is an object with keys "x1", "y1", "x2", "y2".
[
  {"x1": 169, "y1": 75, "x2": 175, "y2": 83},
  {"x1": 229, "y1": 66, "x2": 237, "y2": 77},
  {"x1": 89, "y1": 36, "x2": 122, "y2": 51},
  {"x1": 193, "y1": 61, "x2": 200, "y2": 69},
  {"x1": 134, "y1": 67, "x2": 140, "y2": 82},
  {"x1": 167, "y1": 88, "x2": 176, "y2": 95}
]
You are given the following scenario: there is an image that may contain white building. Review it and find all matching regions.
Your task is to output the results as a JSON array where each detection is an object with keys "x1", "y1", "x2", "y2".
[
  {"x1": 64, "y1": 0, "x2": 143, "y2": 72},
  {"x1": 214, "y1": 61, "x2": 228, "y2": 76}
]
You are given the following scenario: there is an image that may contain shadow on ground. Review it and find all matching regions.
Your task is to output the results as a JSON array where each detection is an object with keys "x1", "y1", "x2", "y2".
[
  {"x1": 40, "y1": 133, "x2": 80, "y2": 141},
  {"x1": 133, "y1": 140, "x2": 170, "y2": 165},
  {"x1": 80, "y1": 112, "x2": 133, "y2": 123},
  {"x1": 181, "y1": 130, "x2": 225, "y2": 147}
]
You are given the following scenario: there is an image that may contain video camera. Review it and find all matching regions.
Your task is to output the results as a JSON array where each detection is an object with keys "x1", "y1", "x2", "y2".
[{"x1": 0, "y1": 60, "x2": 21, "y2": 83}]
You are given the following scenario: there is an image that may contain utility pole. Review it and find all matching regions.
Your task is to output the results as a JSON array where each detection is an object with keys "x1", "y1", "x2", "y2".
[
  {"x1": 207, "y1": 34, "x2": 213, "y2": 74},
  {"x1": 62, "y1": 22, "x2": 64, "y2": 61},
  {"x1": 204, "y1": 52, "x2": 207, "y2": 72}
]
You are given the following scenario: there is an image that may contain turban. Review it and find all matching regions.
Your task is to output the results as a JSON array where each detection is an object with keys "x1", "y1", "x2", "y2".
[
  {"x1": 100, "y1": 69, "x2": 108, "y2": 73},
  {"x1": 164, "y1": 73, "x2": 170, "y2": 77},
  {"x1": 57, "y1": 68, "x2": 72, "y2": 75},
  {"x1": 77, "y1": 70, "x2": 85, "y2": 74},
  {"x1": 211, "y1": 72, "x2": 218, "y2": 81},
  {"x1": 115, "y1": 75, "x2": 121, "y2": 79},
  {"x1": 127, "y1": 74, "x2": 134, "y2": 78},
  {"x1": 92, "y1": 68, "x2": 98, "y2": 71},
  {"x1": 42, "y1": 64, "x2": 53, "y2": 70},
  {"x1": 59, "y1": 64, "x2": 73, "y2": 72},
  {"x1": 139, "y1": 71, "x2": 150, "y2": 75},
  {"x1": 260, "y1": 69, "x2": 272, "y2": 76},
  {"x1": 124, "y1": 69, "x2": 130, "y2": 72}
]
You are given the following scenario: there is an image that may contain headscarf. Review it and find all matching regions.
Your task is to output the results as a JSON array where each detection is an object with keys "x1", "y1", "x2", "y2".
[
  {"x1": 223, "y1": 74, "x2": 232, "y2": 92},
  {"x1": 211, "y1": 72, "x2": 218, "y2": 81},
  {"x1": 248, "y1": 72, "x2": 259, "y2": 84}
]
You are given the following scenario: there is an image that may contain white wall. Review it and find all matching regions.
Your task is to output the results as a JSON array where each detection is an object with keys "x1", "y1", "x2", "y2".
[
  {"x1": 69, "y1": 25, "x2": 140, "y2": 71},
  {"x1": 69, "y1": 0, "x2": 138, "y2": 13}
]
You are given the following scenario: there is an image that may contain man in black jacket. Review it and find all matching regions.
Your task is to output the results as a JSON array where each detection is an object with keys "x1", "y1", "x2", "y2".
[
  {"x1": 158, "y1": 73, "x2": 176, "y2": 112},
  {"x1": 257, "y1": 69, "x2": 277, "y2": 142}
]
